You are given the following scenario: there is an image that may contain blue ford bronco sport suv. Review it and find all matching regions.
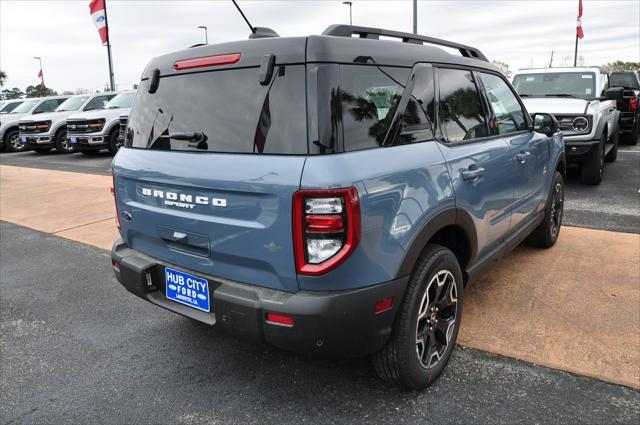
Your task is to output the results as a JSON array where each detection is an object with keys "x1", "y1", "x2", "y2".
[{"x1": 111, "y1": 25, "x2": 565, "y2": 390}]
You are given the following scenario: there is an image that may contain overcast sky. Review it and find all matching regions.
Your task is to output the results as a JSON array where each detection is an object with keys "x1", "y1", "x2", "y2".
[{"x1": 1, "y1": 0, "x2": 639, "y2": 93}]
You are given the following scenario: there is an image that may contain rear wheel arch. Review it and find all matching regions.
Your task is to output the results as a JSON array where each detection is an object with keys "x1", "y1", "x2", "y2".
[{"x1": 396, "y1": 208, "x2": 477, "y2": 285}]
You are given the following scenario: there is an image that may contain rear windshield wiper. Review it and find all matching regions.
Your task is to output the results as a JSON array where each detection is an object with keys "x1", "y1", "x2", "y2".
[{"x1": 167, "y1": 132, "x2": 209, "y2": 150}]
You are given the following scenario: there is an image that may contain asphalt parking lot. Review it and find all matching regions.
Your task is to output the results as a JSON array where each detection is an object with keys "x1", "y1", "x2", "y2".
[
  {"x1": 1, "y1": 145, "x2": 639, "y2": 424},
  {"x1": 1, "y1": 221, "x2": 638, "y2": 424}
]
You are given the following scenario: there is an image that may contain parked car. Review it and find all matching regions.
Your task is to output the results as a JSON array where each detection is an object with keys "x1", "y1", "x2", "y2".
[
  {"x1": 0, "y1": 96, "x2": 70, "y2": 152},
  {"x1": 608, "y1": 70, "x2": 639, "y2": 144},
  {"x1": 66, "y1": 90, "x2": 136, "y2": 155},
  {"x1": 18, "y1": 92, "x2": 117, "y2": 153},
  {"x1": 512, "y1": 67, "x2": 622, "y2": 185},
  {"x1": 111, "y1": 25, "x2": 565, "y2": 390},
  {"x1": 0, "y1": 99, "x2": 24, "y2": 114}
]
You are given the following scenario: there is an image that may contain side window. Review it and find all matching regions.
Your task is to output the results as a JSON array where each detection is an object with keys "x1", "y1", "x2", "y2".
[
  {"x1": 438, "y1": 68, "x2": 488, "y2": 143},
  {"x1": 395, "y1": 66, "x2": 435, "y2": 145},
  {"x1": 479, "y1": 73, "x2": 528, "y2": 135},
  {"x1": 33, "y1": 99, "x2": 59, "y2": 114},
  {"x1": 339, "y1": 65, "x2": 410, "y2": 152}
]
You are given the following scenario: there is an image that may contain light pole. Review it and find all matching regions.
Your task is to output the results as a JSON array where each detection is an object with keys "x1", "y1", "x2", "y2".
[
  {"x1": 342, "y1": 1, "x2": 352, "y2": 26},
  {"x1": 197, "y1": 25, "x2": 208, "y2": 44},
  {"x1": 413, "y1": 0, "x2": 417, "y2": 34},
  {"x1": 33, "y1": 56, "x2": 44, "y2": 87}
]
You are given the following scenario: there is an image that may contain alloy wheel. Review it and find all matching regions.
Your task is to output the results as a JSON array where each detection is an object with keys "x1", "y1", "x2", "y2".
[
  {"x1": 415, "y1": 270, "x2": 458, "y2": 369},
  {"x1": 550, "y1": 182, "x2": 563, "y2": 237},
  {"x1": 9, "y1": 134, "x2": 23, "y2": 151}
]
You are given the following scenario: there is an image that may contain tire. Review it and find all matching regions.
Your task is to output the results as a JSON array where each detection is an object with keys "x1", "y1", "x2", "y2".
[
  {"x1": 34, "y1": 148, "x2": 52, "y2": 154},
  {"x1": 373, "y1": 244, "x2": 463, "y2": 390},
  {"x1": 3, "y1": 128, "x2": 25, "y2": 153},
  {"x1": 605, "y1": 129, "x2": 618, "y2": 162},
  {"x1": 80, "y1": 150, "x2": 100, "y2": 156},
  {"x1": 527, "y1": 171, "x2": 564, "y2": 249},
  {"x1": 108, "y1": 127, "x2": 120, "y2": 155},
  {"x1": 581, "y1": 133, "x2": 605, "y2": 185},
  {"x1": 54, "y1": 128, "x2": 74, "y2": 154},
  {"x1": 627, "y1": 120, "x2": 639, "y2": 145}
]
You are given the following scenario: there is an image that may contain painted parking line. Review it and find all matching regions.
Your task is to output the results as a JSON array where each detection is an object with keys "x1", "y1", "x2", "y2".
[{"x1": 1, "y1": 164, "x2": 638, "y2": 388}]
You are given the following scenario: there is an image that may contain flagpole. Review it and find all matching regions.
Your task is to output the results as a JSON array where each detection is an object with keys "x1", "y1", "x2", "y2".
[
  {"x1": 103, "y1": 0, "x2": 115, "y2": 91},
  {"x1": 573, "y1": 34, "x2": 578, "y2": 67}
]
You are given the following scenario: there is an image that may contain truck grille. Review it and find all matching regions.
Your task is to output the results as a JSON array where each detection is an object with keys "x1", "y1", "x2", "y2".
[
  {"x1": 118, "y1": 116, "x2": 128, "y2": 142},
  {"x1": 18, "y1": 121, "x2": 50, "y2": 134},
  {"x1": 67, "y1": 119, "x2": 105, "y2": 133}
]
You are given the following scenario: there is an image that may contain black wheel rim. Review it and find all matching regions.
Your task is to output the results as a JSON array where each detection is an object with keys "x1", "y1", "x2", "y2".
[
  {"x1": 415, "y1": 270, "x2": 458, "y2": 369},
  {"x1": 550, "y1": 182, "x2": 563, "y2": 237}
]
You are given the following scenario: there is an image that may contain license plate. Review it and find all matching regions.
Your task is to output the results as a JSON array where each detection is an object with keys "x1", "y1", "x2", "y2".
[
  {"x1": 165, "y1": 267, "x2": 210, "y2": 312},
  {"x1": 70, "y1": 136, "x2": 77, "y2": 144},
  {"x1": 20, "y1": 137, "x2": 27, "y2": 144}
]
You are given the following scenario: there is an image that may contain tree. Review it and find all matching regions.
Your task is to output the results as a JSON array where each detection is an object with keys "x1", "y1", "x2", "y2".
[
  {"x1": 25, "y1": 85, "x2": 57, "y2": 98},
  {"x1": 492, "y1": 60, "x2": 512, "y2": 79},
  {"x1": 0, "y1": 69, "x2": 6, "y2": 87},
  {"x1": 1, "y1": 87, "x2": 24, "y2": 99},
  {"x1": 604, "y1": 61, "x2": 640, "y2": 72}
]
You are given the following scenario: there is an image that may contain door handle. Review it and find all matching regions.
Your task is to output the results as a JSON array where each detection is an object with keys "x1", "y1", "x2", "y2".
[
  {"x1": 516, "y1": 151, "x2": 531, "y2": 164},
  {"x1": 461, "y1": 166, "x2": 485, "y2": 181}
]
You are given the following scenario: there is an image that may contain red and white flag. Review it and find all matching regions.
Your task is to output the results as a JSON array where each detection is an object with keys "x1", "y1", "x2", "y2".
[
  {"x1": 576, "y1": 0, "x2": 584, "y2": 39},
  {"x1": 89, "y1": 0, "x2": 108, "y2": 45},
  {"x1": 37, "y1": 68, "x2": 44, "y2": 87}
]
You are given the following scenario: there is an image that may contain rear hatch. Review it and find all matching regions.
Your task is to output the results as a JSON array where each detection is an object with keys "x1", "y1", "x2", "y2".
[{"x1": 113, "y1": 38, "x2": 308, "y2": 293}]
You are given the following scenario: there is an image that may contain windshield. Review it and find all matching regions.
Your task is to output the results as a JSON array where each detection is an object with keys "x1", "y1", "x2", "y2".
[
  {"x1": 609, "y1": 73, "x2": 639, "y2": 90},
  {"x1": 106, "y1": 92, "x2": 135, "y2": 109},
  {"x1": 0, "y1": 101, "x2": 23, "y2": 113},
  {"x1": 10, "y1": 99, "x2": 39, "y2": 114},
  {"x1": 512, "y1": 72, "x2": 596, "y2": 98},
  {"x1": 126, "y1": 66, "x2": 306, "y2": 154},
  {"x1": 56, "y1": 96, "x2": 89, "y2": 112}
]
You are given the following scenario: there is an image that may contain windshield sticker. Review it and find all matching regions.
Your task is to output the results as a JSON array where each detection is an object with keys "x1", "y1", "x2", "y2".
[
  {"x1": 585, "y1": 88, "x2": 592, "y2": 95},
  {"x1": 526, "y1": 76, "x2": 535, "y2": 81},
  {"x1": 581, "y1": 74, "x2": 593, "y2": 79}
]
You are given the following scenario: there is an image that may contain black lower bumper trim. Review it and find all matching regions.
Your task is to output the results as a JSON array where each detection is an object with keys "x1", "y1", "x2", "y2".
[
  {"x1": 564, "y1": 139, "x2": 599, "y2": 163},
  {"x1": 111, "y1": 240, "x2": 409, "y2": 358}
]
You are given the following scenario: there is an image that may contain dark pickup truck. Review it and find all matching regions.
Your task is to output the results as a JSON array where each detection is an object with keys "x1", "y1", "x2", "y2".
[{"x1": 609, "y1": 71, "x2": 640, "y2": 144}]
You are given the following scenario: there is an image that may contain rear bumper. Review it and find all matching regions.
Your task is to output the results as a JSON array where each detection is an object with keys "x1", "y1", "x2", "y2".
[
  {"x1": 618, "y1": 112, "x2": 638, "y2": 131},
  {"x1": 564, "y1": 139, "x2": 600, "y2": 163},
  {"x1": 111, "y1": 239, "x2": 409, "y2": 358}
]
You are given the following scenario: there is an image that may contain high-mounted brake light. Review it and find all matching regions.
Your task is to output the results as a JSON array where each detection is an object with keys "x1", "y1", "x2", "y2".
[
  {"x1": 111, "y1": 171, "x2": 120, "y2": 230},
  {"x1": 293, "y1": 188, "x2": 361, "y2": 276},
  {"x1": 173, "y1": 53, "x2": 241, "y2": 70}
]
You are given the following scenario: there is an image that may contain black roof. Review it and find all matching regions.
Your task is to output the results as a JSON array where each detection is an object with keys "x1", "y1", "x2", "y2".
[{"x1": 142, "y1": 25, "x2": 498, "y2": 79}]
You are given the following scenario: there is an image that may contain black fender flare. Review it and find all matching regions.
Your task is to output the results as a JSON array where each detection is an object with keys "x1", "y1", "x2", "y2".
[
  {"x1": 555, "y1": 151, "x2": 567, "y2": 180},
  {"x1": 396, "y1": 207, "x2": 478, "y2": 278}
]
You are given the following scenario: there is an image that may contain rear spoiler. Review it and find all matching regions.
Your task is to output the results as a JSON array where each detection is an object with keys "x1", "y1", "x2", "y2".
[{"x1": 322, "y1": 24, "x2": 488, "y2": 62}]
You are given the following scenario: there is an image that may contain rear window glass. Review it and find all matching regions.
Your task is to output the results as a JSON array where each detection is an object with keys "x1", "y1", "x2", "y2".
[
  {"x1": 126, "y1": 66, "x2": 307, "y2": 154},
  {"x1": 609, "y1": 73, "x2": 639, "y2": 90},
  {"x1": 311, "y1": 64, "x2": 411, "y2": 153}
]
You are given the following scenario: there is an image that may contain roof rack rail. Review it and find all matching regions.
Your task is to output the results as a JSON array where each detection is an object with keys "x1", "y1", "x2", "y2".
[{"x1": 322, "y1": 24, "x2": 488, "y2": 62}]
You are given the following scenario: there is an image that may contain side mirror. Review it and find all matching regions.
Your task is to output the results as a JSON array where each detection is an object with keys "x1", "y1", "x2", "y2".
[
  {"x1": 602, "y1": 87, "x2": 624, "y2": 101},
  {"x1": 531, "y1": 113, "x2": 559, "y2": 137}
]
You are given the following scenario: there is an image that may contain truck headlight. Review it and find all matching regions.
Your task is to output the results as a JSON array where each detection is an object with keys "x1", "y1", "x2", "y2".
[{"x1": 571, "y1": 116, "x2": 590, "y2": 133}]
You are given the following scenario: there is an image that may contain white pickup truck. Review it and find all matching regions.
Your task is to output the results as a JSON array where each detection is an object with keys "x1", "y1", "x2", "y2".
[{"x1": 512, "y1": 67, "x2": 622, "y2": 185}]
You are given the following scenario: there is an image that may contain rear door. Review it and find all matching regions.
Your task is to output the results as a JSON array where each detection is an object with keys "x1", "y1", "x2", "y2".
[
  {"x1": 113, "y1": 44, "x2": 308, "y2": 293},
  {"x1": 434, "y1": 67, "x2": 514, "y2": 258},
  {"x1": 477, "y1": 71, "x2": 547, "y2": 229}
]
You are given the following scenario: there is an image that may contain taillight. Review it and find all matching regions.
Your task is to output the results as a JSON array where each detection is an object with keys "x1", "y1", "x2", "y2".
[
  {"x1": 111, "y1": 172, "x2": 120, "y2": 230},
  {"x1": 629, "y1": 96, "x2": 638, "y2": 112},
  {"x1": 173, "y1": 53, "x2": 241, "y2": 71},
  {"x1": 293, "y1": 188, "x2": 360, "y2": 276}
]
